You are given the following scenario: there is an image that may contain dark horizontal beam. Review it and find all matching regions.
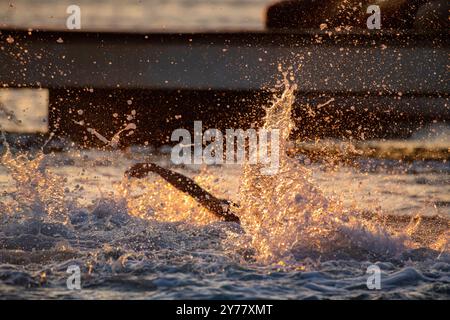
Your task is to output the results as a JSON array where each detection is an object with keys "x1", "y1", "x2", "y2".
[{"x1": 0, "y1": 29, "x2": 448, "y2": 94}]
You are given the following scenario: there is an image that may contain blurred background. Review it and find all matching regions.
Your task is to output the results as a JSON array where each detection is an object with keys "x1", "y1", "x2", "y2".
[
  {"x1": 0, "y1": 0, "x2": 273, "y2": 31},
  {"x1": 0, "y1": 0, "x2": 448, "y2": 141},
  {"x1": 0, "y1": 0, "x2": 274, "y2": 132}
]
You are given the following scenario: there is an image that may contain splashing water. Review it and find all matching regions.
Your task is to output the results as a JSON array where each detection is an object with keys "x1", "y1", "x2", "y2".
[
  {"x1": 0, "y1": 73, "x2": 448, "y2": 299},
  {"x1": 237, "y1": 74, "x2": 408, "y2": 263},
  {"x1": 114, "y1": 73, "x2": 413, "y2": 264},
  {"x1": 119, "y1": 169, "x2": 220, "y2": 224},
  {"x1": 74, "y1": 119, "x2": 137, "y2": 149},
  {"x1": 0, "y1": 76, "x2": 440, "y2": 266},
  {"x1": 1, "y1": 134, "x2": 70, "y2": 223}
]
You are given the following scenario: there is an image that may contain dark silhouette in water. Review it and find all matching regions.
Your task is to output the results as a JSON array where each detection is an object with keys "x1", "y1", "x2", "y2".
[
  {"x1": 126, "y1": 162, "x2": 240, "y2": 223},
  {"x1": 265, "y1": 0, "x2": 447, "y2": 30}
]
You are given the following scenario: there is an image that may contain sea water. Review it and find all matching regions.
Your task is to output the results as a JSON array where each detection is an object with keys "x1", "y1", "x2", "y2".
[{"x1": 0, "y1": 77, "x2": 448, "y2": 299}]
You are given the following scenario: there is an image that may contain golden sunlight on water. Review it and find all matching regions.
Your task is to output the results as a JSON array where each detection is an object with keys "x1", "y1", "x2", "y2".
[
  {"x1": 237, "y1": 74, "x2": 410, "y2": 262},
  {"x1": 0, "y1": 81, "x2": 448, "y2": 298},
  {"x1": 0, "y1": 75, "x2": 448, "y2": 266},
  {"x1": 0, "y1": 0, "x2": 449, "y2": 301},
  {"x1": 2, "y1": 73, "x2": 448, "y2": 265},
  {"x1": 92, "y1": 74, "x2": 446, "y2": 263}
]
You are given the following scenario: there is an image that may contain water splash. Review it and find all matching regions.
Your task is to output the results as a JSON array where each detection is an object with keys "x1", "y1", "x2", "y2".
[
  {"x1": 87, "y1": 123, "x2": 137, "y2": 149},
  {"x1": 237, "y1": 73, "x2": 408, "y2": 263},
  {"x1": 73, "y1": 115, "x2": 136, "y2": 149},
  {"x1": 119, "y1": 167, "x2": 222, "y2": 224},
  {"x1": 0, "y1": 74, "x2": 443, "y2": 268},
  {"x1": 0, "y1": 133, "x2": 69, "y2": 222}
]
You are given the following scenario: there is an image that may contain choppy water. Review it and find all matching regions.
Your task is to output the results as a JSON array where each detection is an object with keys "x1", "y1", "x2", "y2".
[
  {"x1": 0, "y1": 80, "x2": 449, "y2": 300},
  {"x1": 0, "y1": 150, "x2": 448, "y2": 299}
]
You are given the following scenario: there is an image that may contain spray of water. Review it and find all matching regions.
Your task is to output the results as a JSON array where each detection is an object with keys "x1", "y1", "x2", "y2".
[
  {"x1": 1, "y1": 133, "x2": 69, "y2": 223},
  {"x1": 1, "y1": 72, "x2": 442, "y2": 266},
  {"x1": 237, "y1": 73, "x2": 408, "y2": 263}
]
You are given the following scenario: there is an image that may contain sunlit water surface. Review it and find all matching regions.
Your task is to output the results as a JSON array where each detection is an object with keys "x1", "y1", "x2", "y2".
[{"x1": 0, "y1": 82, "x2": 448, "y2": 299}]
